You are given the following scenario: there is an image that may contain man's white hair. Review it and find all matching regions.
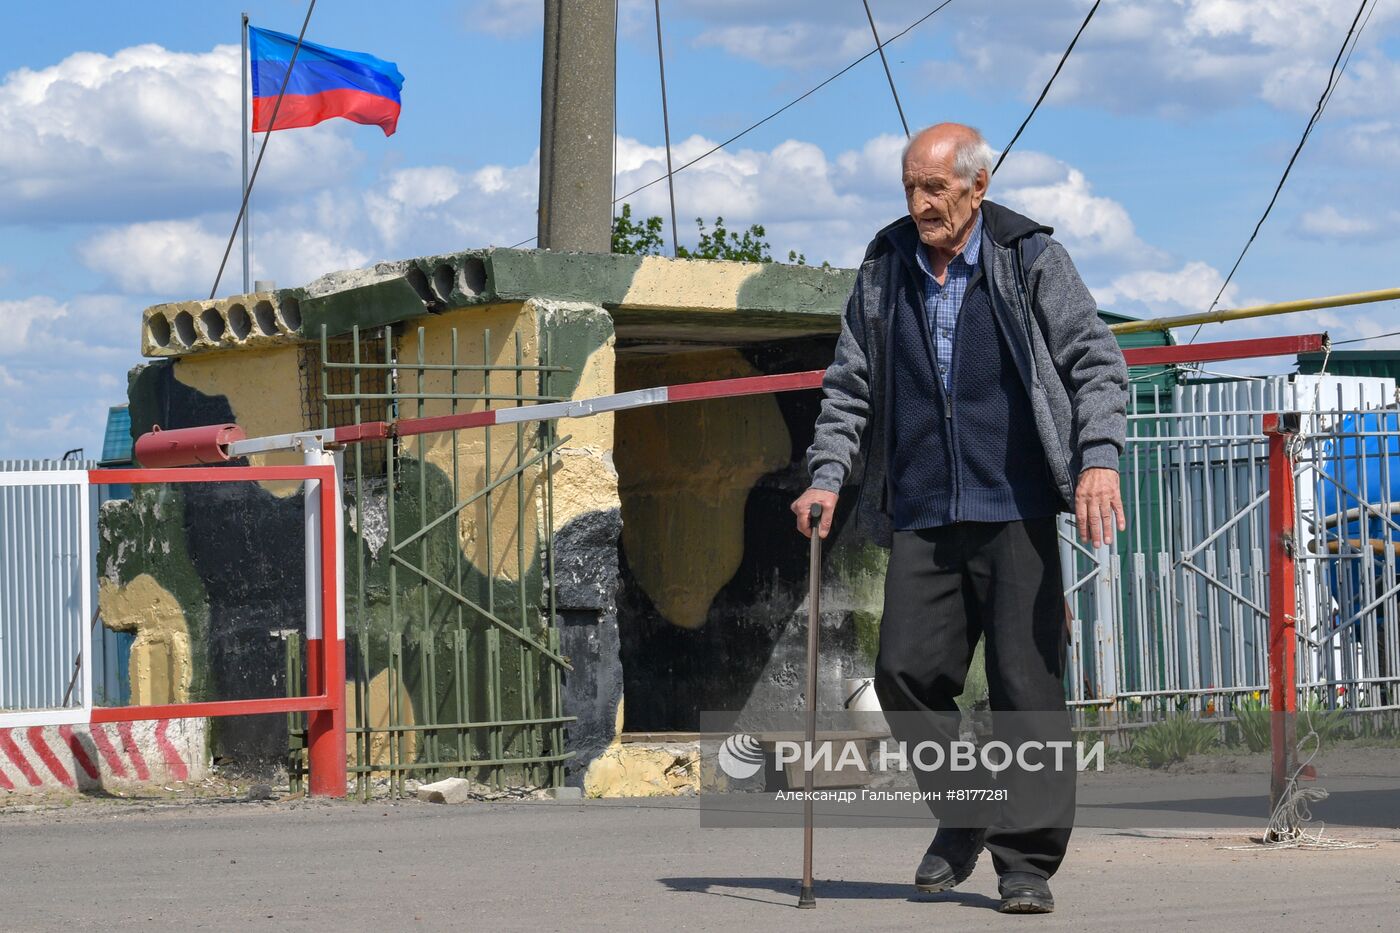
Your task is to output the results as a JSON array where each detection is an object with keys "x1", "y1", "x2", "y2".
[{"x1": 901, "y1": 125, "x2": 995, "y2": 187}]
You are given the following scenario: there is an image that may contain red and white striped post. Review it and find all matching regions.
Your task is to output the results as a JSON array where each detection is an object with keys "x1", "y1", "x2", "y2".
[
  {"x1": 1264, "y1": 413, "x2": 1299, "y2": 815},
  {"x1": 303, "y1": 445, "x2": 346, "y2": 797}
]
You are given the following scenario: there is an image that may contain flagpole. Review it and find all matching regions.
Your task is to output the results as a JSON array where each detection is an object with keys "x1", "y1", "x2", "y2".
[
  {"x1": 209, "y1": 0, "x2": 318, "y2": 300},
  {"x1": 241, "y1": 12, "x2": 251, "y2": 294}
]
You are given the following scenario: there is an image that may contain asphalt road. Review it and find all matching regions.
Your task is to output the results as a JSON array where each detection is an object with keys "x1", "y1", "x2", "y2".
[{"x1": 1, "y1": 795, "x2": 1397, "y2": 932}]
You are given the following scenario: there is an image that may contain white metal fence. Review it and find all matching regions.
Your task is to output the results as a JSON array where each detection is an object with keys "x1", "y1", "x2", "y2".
[
  {"x1": 1061, "y1": 376, "x2": 1400, "y2": 714},
  {"x1": 0, "y1": 462, "x2": 95, "y2": 721}
]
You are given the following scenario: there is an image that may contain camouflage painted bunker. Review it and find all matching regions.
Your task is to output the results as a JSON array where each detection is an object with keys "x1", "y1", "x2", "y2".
[{"x1": 105, "y1": 248, "x2": 900, "y2": 795}]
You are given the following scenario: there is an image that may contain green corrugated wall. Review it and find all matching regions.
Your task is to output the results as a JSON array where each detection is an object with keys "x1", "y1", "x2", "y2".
[{"x1": 1298, "y1": 350, "x2": 1400, "y2": 381}]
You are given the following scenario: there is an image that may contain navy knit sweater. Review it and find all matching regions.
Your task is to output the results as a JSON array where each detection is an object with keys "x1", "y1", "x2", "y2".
[{"x1": 887, "y1": 258, "x2": 1062, "y2": 529}]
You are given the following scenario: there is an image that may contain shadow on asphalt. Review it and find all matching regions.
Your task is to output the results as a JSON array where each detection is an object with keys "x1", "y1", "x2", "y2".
[
  {"x1": 1079, "y1": 787, "x2": 1398, "y2": 827},
  {"x1": 659, "y1": 876, "x2": 1002, "y2": 911}
]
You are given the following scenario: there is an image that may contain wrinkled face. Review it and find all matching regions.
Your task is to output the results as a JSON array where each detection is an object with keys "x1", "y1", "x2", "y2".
[{"x1": 902, "y1": 141, "x2": 987, "y2": 252}]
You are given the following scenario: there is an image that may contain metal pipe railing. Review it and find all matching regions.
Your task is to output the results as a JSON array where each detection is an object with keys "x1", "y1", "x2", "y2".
[{"x1": 1109, "y1": 287, "x2": 1400, "y2": 335}]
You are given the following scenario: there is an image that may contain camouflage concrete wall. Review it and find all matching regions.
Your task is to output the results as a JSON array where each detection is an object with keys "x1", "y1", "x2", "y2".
[
  {"x1": 613, "y1": 336, "x2": 886, "y2": 733},
  {"x1": 103, "y1": 248, "x2": 876, "y2": 791},
  {"x1": 105, "y1": 298, "x2": 622, "y2": 782},
  {"x1": 105, "y1": 351, "x2": 317, "y2": 769}
]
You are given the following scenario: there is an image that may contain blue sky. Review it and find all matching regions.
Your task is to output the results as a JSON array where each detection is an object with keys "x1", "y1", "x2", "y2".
[{"x1": 2, "y1": 0, "x2": 1399, "y2": 459}]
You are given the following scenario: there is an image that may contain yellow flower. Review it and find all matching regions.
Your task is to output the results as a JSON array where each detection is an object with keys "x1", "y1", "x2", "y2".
[{"x1": 1252, "y1": 691, "x2": 1262, "y2": 701}]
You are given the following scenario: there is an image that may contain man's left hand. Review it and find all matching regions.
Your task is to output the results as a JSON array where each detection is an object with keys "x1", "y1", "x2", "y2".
[{"x1": 1075, "y1": 467, "x2": 1126, "y2": 548}]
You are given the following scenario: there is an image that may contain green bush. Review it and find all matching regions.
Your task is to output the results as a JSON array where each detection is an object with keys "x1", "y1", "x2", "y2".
[
  {"x1": 610, "y1": 203, "x2": 830, "y2": 266},
  {"x1": 1232, "y1": 694, "x2": 1349, "y2": 753},
  {"x1": 1356, "y1": 711, "x2": 1400, "y2": 741},
  {"x1": 1128, "y1": 718, "x2": 1219, "y2": 768},
  {"x1": 1233, "y1": 695, "x2": 1271, "y2": 752},
  {"x1": 1298, "y1": 697, "x2": 1349, "y2": 747}
]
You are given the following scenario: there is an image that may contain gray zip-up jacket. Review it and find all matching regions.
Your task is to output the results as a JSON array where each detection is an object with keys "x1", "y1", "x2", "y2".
[{"x1": 806, "y1": 200, "x2": 1129, "y2": 547}]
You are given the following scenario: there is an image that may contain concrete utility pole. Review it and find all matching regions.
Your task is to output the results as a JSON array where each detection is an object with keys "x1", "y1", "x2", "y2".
[{"x1": 538, "y1": 0, "x2": 616, "y2": 252}]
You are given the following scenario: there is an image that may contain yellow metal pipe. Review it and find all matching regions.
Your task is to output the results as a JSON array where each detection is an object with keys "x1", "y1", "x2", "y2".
[
  {"x1": 1325, "y1": 539, "x2": 1400, "y2": 558},
  {"x1": 1108, "y1": 286, "x2": 1400, "y2": 335}
]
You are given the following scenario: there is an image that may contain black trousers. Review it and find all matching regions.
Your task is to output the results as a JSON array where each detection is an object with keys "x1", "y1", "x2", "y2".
[{"x1": 873, "y1": 517, "x2": 1074, "y2": 879}]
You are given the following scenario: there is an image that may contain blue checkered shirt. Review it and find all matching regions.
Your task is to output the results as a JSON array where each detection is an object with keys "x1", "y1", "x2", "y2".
[{"x1": 914, "y1": 211, "x2": 982, "y2": 392}]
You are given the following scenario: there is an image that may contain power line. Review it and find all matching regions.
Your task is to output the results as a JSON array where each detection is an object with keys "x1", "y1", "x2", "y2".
[
  {"x1": 210, "y1": 0, "x2": 318, "y2": 299},
  {"x1": 861, "y1": 0, "x2": 909, "y2": 138},
  {"x1": 512, "y1": 0, "x2": 958, "y2": 251},
  {"x1": 653, "y1": 0, "x2": 681, "y2": 257},
  {"x1": 1319, "y1": 0, "x2": 1378, "y2": 114},
  {"x1": 613, "y1": 0, "x2": 954, "y2": 205},
  {"x1": 1188, "y1": 0, "x2": 1374, "y2": 343},
  {"x1": 1331, "y1": 328, "x2": 1400, "y2": 346},
  {"x1": 992, "y1": 0, "x2": 1100, "y2": 176}
]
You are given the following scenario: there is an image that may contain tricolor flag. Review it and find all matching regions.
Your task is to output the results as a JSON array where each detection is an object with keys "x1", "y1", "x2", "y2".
[{"x1": 248, "y1": 27, "x2": 404, "y2": 136}]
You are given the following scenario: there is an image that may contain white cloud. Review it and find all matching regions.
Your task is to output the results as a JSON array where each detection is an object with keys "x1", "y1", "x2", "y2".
[
  {"x1": 0, "y1": 43, "x2": 357, "y2": 223},
  {"x1": 1093, "y1": 261, "x2": 1240, "y2": 318},
  {"x1": 62, "y1": 120, "x2": 1164, "y2": 298},
  {"x1": 80, "y1": 217, "x2": 371, "y2": 297},
  {"x1": 1306, "y1": 310, "x2": 1400, "y2": 349},
  {"x1": 0, "y1": 292, "x2": 148, "y2": 459},
  {"x1": 387, "y1": 166, "x2": 464, "y2": 209},
  {"x1": 0, "y1": 395, "x2": 115, "y2": 461},
  {"x1": 1298, "y1": 205, "x2": 1380, "y2": 239},
  {"x1": 669, "y1": 0, "x2": 924, "y2": 71},
  {"x1": 81, "y1": 220, "x2": 226, "y2": 294},
  {"x1": 834, "y1": 133, "x2": 907, "y2": 195},
  {"x1": 363, "y1": 165, "x2": 469, "y2": 247},
  {"x1": 612, "y1": 134, "x2": 878, "y2": 265},
  {"x1": 1337, "y1": 119, "x2": 1400, "y2": 166},
  {"x1": 463, "y1": 0, "x2": 541, "y2": 38},
  {"x1": 995, "y1": 152, "x2": 1160, "y2": 263},
  {"x1": 362, "y1": 158, "x2": 538, "y2": 254},
  {"x1": 618, "y1": 0, "x2": 1400, "y2": 119},
  {"x1": 262, "y1": 231, "x2": 373, "y2": 288},
  {"x1": 956, "y1": 1, "x2": 1400, "y2": 117},
  {"x1": 1183, "y1": 0, "x2": 1375, "y2": 48},
  {"x1": 606, "y1": 133, "x2": 1174, "y2": 273},
  {"x1": 41, "y1": 114, "x2": 1261, "y2": 369},
  {"x1": 694, "y1": 23, "x2": 872, "y2": 71},
  {"x1": 0, "y1": 293, "x2": 132, "y2": 362},
  {"x1": 1, "y1": 296, "x2": 67, "y2": 353},
  {"x1": 9, "y1": 411, "x2": 77, "y2": 442}
]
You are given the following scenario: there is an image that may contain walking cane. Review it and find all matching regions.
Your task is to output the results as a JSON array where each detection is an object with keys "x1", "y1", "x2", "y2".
[{"x1": 798, "y1": 501, "x2": 822, "y2": 909}]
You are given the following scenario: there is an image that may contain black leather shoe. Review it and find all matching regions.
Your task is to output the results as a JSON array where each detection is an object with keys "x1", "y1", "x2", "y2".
[
  {"x1": 914, "y1": 828, "x2": 986, "y2": 893},
  {"x1": 998, "y1": 871, "x2": 1054, "y2": 913}
]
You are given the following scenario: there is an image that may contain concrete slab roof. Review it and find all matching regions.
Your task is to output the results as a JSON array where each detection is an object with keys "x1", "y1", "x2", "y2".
[{"x1": 140, "y1": 248, "x2": 857, "y2": 358}]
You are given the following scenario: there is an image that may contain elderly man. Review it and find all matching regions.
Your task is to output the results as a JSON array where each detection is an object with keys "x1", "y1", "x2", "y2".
[{"x1": 792, "y1": 123, "x2": 1128, "y2": 914}]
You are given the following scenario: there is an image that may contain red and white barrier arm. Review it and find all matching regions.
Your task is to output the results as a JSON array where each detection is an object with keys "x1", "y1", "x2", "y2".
[
  {"x1": 393, "y1": 369, "x2": 826, "y2": 438},
  {"x1": 226, "y1": 423, "x2": 389, "y2": 459},
  {"x1": 160, "y1": 332, "x2": 1327, "y2": 461},
  {"x1": 1121, "y1": 333, "x2": 1326, "y2": 367},
  {"x1": 377, "y1": 333, "x2": 1330, "y2": 440}
]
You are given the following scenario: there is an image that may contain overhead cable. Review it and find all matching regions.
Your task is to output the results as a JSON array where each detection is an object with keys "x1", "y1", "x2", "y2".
[
  {"x1": 653, "y1": 0, "x2": 681, "y2": 256},
  {"x1": 512, "y1": 0, "x2": 958, "y2": 250},
  {"x1": 861, "y1": 0, "x2": 910, "y2": 137},
  {"x1": 1188, "y1": 0, "x2": 1375, "y2": 343},
  {"x1": 992, "y1": 0, "x2": 1101, "y2": 176}
]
